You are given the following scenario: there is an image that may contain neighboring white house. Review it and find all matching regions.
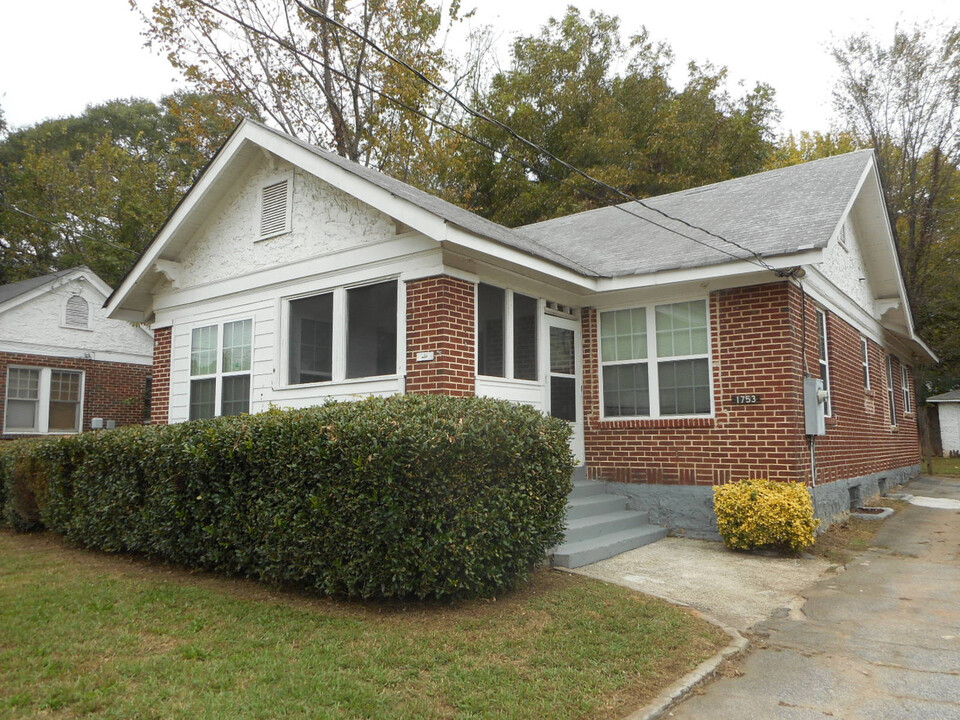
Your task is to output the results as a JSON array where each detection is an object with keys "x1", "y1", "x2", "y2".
[
  {"x1": 0, "y1": 267, "x2": 154, "y2": 436},
  {"x1": 926, "y1": 390, "x2": 960, "y2": 456}
]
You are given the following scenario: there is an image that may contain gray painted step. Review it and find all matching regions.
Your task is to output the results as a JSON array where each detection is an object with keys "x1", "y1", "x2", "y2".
[
  {"x1": 565, "y1": 494, "x2": 627, "y2": 520},
  {"x1": 571, "y1": 465, "x2": 588, "y2": 483},
  {"x1": 552, "y1": 525, "x2": 669, "y2": 569},
  {"x1": 570, "y1": 479, "x2": 607, "y2": 499},
  {"x1": 564, "y1": 509, "x2": 652, "y2": 545}
]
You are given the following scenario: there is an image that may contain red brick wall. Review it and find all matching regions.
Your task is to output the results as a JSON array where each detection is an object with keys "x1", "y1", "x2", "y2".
[
  {"x1": 151, "y1": 326, "x2": 172, "y2": 425},
  {"x1": 583, "y1": 281, "x2": 921, "y2": 487},
  {"x1": 808, "y1": 299, "x2": 920, "y2": 483},
  {"x1": 405, "y1": 276, "x2": 475, "y2": 396},
  {"x1": 0, "y1": 351, "x2": 151, "y2": 437}
]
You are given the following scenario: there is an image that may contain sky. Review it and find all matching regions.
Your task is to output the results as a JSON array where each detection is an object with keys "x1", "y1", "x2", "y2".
[{"x1": 1, "y1": 0, "x2": 957, "y2": 136}]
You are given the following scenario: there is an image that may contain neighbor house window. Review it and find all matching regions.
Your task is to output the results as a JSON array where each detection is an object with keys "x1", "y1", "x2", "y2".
[
  {"x1": 817, "y1": 309, "x2": 832, "y2": 417},
  {"x1": 902, "y1": 365, "x2": 912, "y2": 414},
  {"x1": 886, "y1": 355, "x2": 897, "y2": 426},
  {"x1": 476, "y1": 283, "x2": 538, "y2": 381},
  {"x1": 189, "y1": 319, "x2": 252, "y2": 420},
  {"x1": 861, "y1": 337, "x2": 871, "y2": 389},
  {"x1": 600, "y1": 299, "x2": 710, "y2": 418},
  {"x1": 4, "y1": 367, "x2": 83, "y2": 434},
  {"x1": 286, "y1": 279, "x2": 399, "y2": 385}
]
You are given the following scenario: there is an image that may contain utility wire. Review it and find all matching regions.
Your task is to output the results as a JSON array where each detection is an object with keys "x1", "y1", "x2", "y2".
[
  {"x1": 1, "y1": 202, "x2": 139, "y2": 256},
  {"x1": 189, "y1": 0, "x2": 762, "y2": 270},
  {"x1": 296, "y1": 0, "x2": 779, "y2": 273}
]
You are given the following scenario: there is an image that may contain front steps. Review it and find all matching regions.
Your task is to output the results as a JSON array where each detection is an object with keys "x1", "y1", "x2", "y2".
[{"x1": 552, "y1": 471, "x2": 668, "y2": 569}]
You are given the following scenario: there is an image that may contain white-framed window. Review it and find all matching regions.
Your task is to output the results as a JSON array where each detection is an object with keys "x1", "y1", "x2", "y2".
[
  {"x1": 4, "y1": 366, "x2": 83, "y2": 434},
  {"x1": 599, "y1": 299, "x2": 711, "y2": 418},
  {"x1": 816, "y1": 309, "x2": 832, "y2": 417},
  {"x1": 257, "y1": 173, "x2": 293, "y2": 240},
  {"x1": 476, "y1": 283, "x2": 539, "y2": 381},
  {"x1": 285, "y1": 279, "x2": 399, "y2": 385},
  {"x1": 62, "y1": 294, "x2": 90, "y2": 329},
  {"x1": 189, "y1": 319, "x2": 253, "y2": 420},
  {"x1": 886, "y1": 355, "x2": 897, "y2": 426},
  {"x1": 902, "y1": 365, "x2": 912, "y2": 414},
  {"x1": 861, "y1": 337, "x2": 871, "y2": 389}
]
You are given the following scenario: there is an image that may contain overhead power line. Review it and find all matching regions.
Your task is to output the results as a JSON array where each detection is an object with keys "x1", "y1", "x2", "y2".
[
  {"x1": 190, "y1": 0, "x2": 777, "y2": 272},
  {"x1": 295, "y1": 0, "x2": 779, "y2": 273},
  {"x1": 190, "y1": 0, "x2": 755, "y2": 270},
  {"x1": 1, "y1": 202, "x2": 140, "y2": 256}
]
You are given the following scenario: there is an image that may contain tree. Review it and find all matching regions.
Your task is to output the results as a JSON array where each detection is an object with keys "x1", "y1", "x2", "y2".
[
  {"x1": 134, "y1": 0, "x2": 473, "y2": 184},
  {"x1": 442, "y1": 8, "x2": 780, "y2": 227},
  {"x1": 0, "y1": 93, "x2": 242, "y2": 285},
  {"x1": 766, "y1": 130, "x2": 859, "y2": 169},
  {"x1": 831, "y1": 23, "x2": 960, "y2": 394},
  {"x1": 832, "y1": 23, "x2": 960, "y2": 313}
]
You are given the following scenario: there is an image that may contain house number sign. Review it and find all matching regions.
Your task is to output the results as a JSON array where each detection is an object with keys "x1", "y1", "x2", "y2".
[{"x1": 732, "y1": 394, "x2": 762, "y2": 405}]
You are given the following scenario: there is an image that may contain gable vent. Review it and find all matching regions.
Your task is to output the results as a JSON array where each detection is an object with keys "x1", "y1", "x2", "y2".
[
  {"x1": 260, "y1": 179, "x2": 290, "y2": 239},
  {"x1": 65, "y1": 295, "x2": 89, "y2": 328}
]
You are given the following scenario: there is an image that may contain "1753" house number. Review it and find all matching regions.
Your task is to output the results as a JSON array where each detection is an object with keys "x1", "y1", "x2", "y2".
[{"x1": 732, "y1": 394, "x2": 761, "y2": 405}]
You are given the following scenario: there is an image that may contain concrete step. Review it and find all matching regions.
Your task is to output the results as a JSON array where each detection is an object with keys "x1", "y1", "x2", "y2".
[
  {"x1": 565, "y1": 494, "x2": 627, "y2": 520},
  {"x1": 563, "y1": 509, "x2": 652, "y2": 545},
  {"x1": 571, "y1": 465, "x2": 588, "y2": 483},
  {"x1": 569, "y1": 479, "x2": 607, "y2": 499},
  {"x1": 552, "y1": 525, "x2": 669, "y2": 569}
]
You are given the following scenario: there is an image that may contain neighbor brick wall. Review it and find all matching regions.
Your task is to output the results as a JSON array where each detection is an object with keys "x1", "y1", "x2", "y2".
[
  {"x1": 405, "y1": 276, "x2": 475, "y2": 396},
  {"x1": 150, "y1": 326, "x2": 172, "y2": 425},
  {"x1": 583, "y1": 281, "x2": 921, "y2": 487},
  {"x1": 0, "y1": 350, "x2": 151, "y2": 437}
]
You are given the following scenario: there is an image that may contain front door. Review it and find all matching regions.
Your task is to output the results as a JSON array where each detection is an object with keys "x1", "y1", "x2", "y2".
[{"x1": 545, "y1": 315, "x2": 584, "y2": 464}]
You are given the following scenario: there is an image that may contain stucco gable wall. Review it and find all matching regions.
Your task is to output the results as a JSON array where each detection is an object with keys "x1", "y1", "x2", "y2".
[
  {"x1": 818, "y1": 214, "x2": 877, "y2": 317},
  {"x1": 174, "y1": 159, "x2": 399, "y2": 291},
  {"x1": 0, "y1": 277, "x2": 152, "y2": 359}
]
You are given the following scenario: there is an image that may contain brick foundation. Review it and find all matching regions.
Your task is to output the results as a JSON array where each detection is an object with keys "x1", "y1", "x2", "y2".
[
  {"x1": 0, "y1": 351, "x2": 151, "y2": 437},
  {"x1": 405, "y1": 276, "x2": 476, "y2": 396}
]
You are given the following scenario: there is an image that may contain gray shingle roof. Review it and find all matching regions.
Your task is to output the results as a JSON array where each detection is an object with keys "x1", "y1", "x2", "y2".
[
  {"x1": 518, "y1": 151, "x2": 875, "y2": 277},
  {"x1": 0, "y1": 268, "x2": 79, "y2": 306},
  {"x1": 254, "y1": 121, "x2": 597, "y2": 276},
  {"x1": 927, "y1": 390, "x2": 960, "y2": 403}
]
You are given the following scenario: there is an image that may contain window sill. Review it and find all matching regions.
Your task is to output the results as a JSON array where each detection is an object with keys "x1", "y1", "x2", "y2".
[
  {"x1": 594, "y1": 416, "x2": 715, "y2": 429},
  {"x1": 278, "y1": 374, "x2": 401, "y2": 391},
  {"x1": 904, "y1": 412, "x2": 916, "y2": 419}
]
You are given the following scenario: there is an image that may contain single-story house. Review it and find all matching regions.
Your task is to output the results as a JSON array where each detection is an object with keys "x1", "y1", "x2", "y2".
[
  {"x1": 104, "y1": 119, "x2": 935, "y2": 541},
  {"x1": 1, "y1": 266, "x2": 153, "y2": 437},
  {"x1": 926, "y1": 390, "x2": 960, "y2": 456}
]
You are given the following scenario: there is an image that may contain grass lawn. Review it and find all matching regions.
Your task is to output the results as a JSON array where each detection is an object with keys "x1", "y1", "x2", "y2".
[
  {"x1": 0, "y1": 532, "x2": 726, "y2": 720},
  {"x1": 927, "y1": 456, "x2": 960, "y2": 477}
]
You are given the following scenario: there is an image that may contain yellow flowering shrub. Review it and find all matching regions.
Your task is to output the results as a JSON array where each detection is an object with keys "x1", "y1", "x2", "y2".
[{"x1": 713, "y1": 478, "x2": 820, "y2": 554}]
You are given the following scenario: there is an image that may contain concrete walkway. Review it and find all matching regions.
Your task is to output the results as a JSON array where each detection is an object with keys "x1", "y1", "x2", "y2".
[{"x1": 668, "y1": 475, "x2": 960, "y2": 720}]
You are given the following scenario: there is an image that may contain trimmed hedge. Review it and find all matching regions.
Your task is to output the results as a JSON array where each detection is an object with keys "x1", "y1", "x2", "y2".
[
  {"x1": 713, "y1": 477, "x2": 820, "y2": 554},
  {"x1": 1, "y1": 395, "x2": 575, "y2": 599}
]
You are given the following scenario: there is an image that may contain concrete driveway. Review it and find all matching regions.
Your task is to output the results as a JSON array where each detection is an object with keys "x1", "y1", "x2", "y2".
[{"x1": 668, "y1": 475, "x2": 960, "y2": 720}]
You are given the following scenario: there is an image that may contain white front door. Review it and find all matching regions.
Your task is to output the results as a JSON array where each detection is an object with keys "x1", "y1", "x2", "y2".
[{"x1": 545, "y1": 315, "x2": 584, "y2": 464}]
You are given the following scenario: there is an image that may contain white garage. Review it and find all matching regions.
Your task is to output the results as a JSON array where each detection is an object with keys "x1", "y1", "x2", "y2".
[{"x1": 927, "y1": 390, "x2": 960, "y2": 456}]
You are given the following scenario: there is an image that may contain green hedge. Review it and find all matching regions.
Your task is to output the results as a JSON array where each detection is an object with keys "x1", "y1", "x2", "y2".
[{"x1": 1, "y1": 395, "x2": 575, "y2": 599}]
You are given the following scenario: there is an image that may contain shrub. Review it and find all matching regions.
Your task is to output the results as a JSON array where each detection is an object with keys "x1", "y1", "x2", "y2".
[
  {"x1": 1, "y1": 438, "x2": 52, "y2": 532},
  {"x1": 2, "y1": 395, "x2": 575, "y2": 599},
  {"x1": 713, "y1": 478, "x2": 819, "y2": 554}
]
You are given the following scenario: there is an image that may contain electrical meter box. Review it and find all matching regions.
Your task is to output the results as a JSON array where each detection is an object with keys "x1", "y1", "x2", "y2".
[{"x1": 804, "y1": 377, "x2": 827, "y2": 436}]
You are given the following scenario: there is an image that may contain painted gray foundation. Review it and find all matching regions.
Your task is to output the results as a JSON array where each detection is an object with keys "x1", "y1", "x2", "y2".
[
  {"x1": 606, "y1": 483, "x2": 722, "y2": 540},
  {"x1": 810, "y1": 464, "x2": 920, "y2": 526},
  {"x1": 603, "y1": 464, "x2": 921, "y2": 540}
]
